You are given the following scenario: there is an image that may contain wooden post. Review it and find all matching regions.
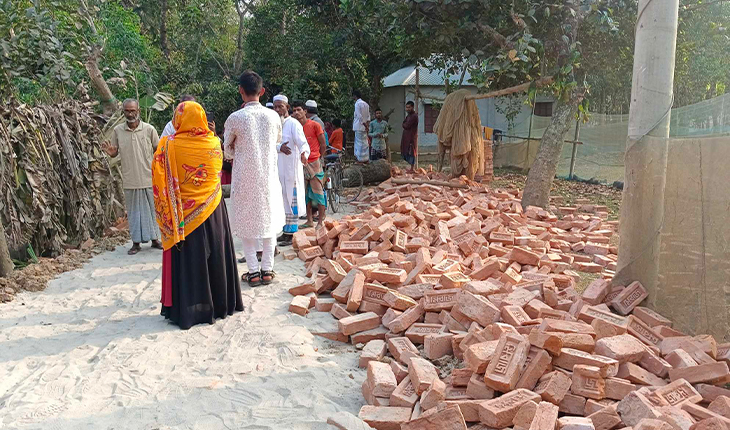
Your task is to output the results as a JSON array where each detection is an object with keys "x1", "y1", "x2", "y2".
[
  {"x1": 414, "y1": 67, "x2": 420, "y2": 170},
  {"x1": 568, "y1": 119, "x2": 581, "y2": 179},
  {"x1": 0, "y1": 218, "x2": 14, "y2": 278}
]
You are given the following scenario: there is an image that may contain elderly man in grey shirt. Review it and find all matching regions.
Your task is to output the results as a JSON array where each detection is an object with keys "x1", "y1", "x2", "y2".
[{"x1": 103, "y1": 99, "x2": 162, "y2": 255}]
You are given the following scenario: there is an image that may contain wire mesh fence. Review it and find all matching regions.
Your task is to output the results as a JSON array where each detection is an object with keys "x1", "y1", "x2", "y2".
[{"x1": 491, "y1": 92, "x2": 730, "y2": 184}]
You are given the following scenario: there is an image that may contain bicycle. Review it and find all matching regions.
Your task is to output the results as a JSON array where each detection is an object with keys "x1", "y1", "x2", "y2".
[{"x1": 323, "y1": 146, "x2": 364, "y2": 213}]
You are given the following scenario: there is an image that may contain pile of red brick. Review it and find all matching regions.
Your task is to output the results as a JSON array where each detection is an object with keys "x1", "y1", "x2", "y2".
[{"x1": 286, "y1": 178, "x2": 730, "y2": 430}]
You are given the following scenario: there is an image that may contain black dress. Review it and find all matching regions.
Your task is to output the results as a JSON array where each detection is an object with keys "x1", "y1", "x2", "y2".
[{"x1": 161, "y1": 200, "x2": 243, "y2": 329}]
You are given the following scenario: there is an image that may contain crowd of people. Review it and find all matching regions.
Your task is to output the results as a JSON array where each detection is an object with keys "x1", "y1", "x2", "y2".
[{"x1": 102, "y1": 70, "x2": 420, "y2": 329}]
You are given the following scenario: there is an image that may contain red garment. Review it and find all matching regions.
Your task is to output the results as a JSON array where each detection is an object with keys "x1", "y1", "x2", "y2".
[
  {"x1": 401, "y1": 112, "x2": 419, "y2": 156},
  {"x1": 303, "y1": 120, "x2": 324, "y2": 162},
  {"x1": 221, "y1": 170, "x2": 232, "y2": 185}
]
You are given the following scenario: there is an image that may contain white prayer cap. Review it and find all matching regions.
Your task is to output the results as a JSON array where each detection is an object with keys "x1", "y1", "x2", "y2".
[
  {"x1": 305, "y1": 100, "x2": 317, "y2": 108},
  {"x1": 266, "y1": 102, "x2": 274, "y2": 107},
  {"x1": 273, "y1": 94, "x2": 288, "y2": 103}
]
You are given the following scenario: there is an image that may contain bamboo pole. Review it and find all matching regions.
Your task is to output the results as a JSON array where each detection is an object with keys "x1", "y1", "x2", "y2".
[
  {"x1": 415, "y1": 67, "x2": 420, "y2": 170},
  {"x1": 464, "y1": 77, "x2": 554, "y2": 101}
]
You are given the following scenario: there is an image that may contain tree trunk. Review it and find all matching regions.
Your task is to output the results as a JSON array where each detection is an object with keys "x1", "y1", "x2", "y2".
[
  {"x1": 346, "y1": 159, "x2": 391, "y2": 185},
  {"x1": 521, "y1": 95, "x2": 582, "y2": 208},
  {"x1": 0, "y1": 218, "x2": 13, "y2": 278},
  {"x1": 85, "y1": 46, "x2": 117, "y2": 116},
  {"x1": 160, "y1": 0, "x2": 171, "y2": 60},
  {"x1": 233, "y1": 10, "x2": 245, "y2": 74},
  {"x1": 370, "y1": 71, "x2": 383, "y2": 108}
]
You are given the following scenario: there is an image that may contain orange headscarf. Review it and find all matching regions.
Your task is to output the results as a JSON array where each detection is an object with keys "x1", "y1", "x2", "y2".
[{"x1": 152, "y1": 101, "x2": 223, "y2": 250}]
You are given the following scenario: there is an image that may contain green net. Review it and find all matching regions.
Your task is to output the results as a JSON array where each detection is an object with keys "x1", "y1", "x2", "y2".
[{"x1": 493, "y1": 92, "x2": 730, "y2": 183}]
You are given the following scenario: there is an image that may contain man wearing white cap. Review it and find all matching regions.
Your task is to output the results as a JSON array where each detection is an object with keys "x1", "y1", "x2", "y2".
[
  {"x1": 273, "y1": 95, "x2": 310, "y2": 245},
  {"x1": 266, "y1": 102, "x2": 274, "y2": 109},
  {"x1": 305, "y1": 100, "x2": 328, "y2": 144}
]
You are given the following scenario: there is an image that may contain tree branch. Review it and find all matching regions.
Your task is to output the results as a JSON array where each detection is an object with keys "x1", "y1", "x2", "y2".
[{"x1": 681, "y1": 0, "x2": 730, "y2": 11}]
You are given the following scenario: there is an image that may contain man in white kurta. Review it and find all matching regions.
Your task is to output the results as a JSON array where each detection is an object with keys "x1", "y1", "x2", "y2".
[
  {"x1": 224, "y1": 71, "x2": 284, "y2": 285},
  {"x1": 273, "y1": 95, "x2": 310, "y2": 246}
]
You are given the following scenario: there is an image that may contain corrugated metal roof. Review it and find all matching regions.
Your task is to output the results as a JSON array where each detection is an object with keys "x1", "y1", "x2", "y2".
[{"x1": 383, "y1": 59, "x2": 474, "y2": 88}]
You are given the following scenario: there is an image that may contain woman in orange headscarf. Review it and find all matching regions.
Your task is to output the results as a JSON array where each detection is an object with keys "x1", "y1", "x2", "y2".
[{"x1": 152, "y1": 101, "x2": 243, "y2": 329}]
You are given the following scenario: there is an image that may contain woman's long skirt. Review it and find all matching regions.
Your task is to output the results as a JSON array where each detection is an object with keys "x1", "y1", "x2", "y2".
[{"x1": 161, "y1": 200, "x2": 243, "y2": 329}]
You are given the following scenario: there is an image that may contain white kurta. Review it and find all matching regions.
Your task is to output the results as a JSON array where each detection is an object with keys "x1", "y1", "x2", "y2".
[
  {"x1": 277, "y1": 116, "x2": 310, "y2": 221},
  {"x1": 224, "y1": 102, "x2": 285, "y2": 239}
]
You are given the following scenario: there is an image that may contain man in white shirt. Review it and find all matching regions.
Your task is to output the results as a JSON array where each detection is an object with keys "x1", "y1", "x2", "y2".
[
  {"x1": 273, "y1": 94, "x2": 310, "y2": 246},
  {"x1": 160, "y1": 94, "x2": 196, "y2": 138},
  {"x1": 223, "y1": 71, "x2": 284, "y2": 286},
  {"x1": 352, "y1": 89, "x2": 370, "y2": 163}
]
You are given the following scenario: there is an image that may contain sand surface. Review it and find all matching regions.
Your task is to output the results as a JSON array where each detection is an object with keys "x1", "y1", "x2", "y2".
[{"x1": 0, "y1": 204, "x2": 364, "y2": 430}]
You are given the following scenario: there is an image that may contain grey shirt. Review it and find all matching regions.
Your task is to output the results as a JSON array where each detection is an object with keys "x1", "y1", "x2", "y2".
[{"x1": 110, "y1": 121, "x2": 159, "y2": 189}]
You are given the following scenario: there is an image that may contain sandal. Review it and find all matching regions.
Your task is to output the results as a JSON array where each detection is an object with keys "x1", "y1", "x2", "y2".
[
  {"x1": 300, "y1": 223, "x2": 314, "y2": 229},
  {"x1": 261, "y1": 270, "x2": 276, "y2": 285},
  {"x1": 128, "y1": 245, "x2": 141, "y2": 255},
  {"x1": 244, "y1": 271, "x2": 262, "y2": 287}
]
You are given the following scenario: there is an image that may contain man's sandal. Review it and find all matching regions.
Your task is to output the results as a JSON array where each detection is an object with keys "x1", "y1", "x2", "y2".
[
  {"x1": 244, "y1": 271, "x2": 262, "y2": 287},
  {"x1": 261, "y1": 270, "x2": 276, "y2": 285},
  {"x1": 128, "y1": 246, "x2": 141, "y2": 255}
]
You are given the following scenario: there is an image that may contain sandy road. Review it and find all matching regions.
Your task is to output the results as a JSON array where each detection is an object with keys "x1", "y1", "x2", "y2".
[{"x1": 0, "y1": 218, "x2": 364, "y2": 430}]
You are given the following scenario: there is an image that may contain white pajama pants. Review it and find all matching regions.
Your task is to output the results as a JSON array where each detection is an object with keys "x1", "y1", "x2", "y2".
[{"x1": 242, "y1": 237, "x2": 275, "y2": 273}]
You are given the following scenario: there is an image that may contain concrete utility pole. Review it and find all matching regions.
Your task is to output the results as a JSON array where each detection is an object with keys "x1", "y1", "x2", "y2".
[{"x1": 614, "y1": 0, "x2": 679, "y2": 304}]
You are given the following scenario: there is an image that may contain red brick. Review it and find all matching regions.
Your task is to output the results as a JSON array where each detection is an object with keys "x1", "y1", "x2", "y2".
[
  {"x1": 401, "y1": 404, "x2": 468, "y2": 430},
  {"x1": 588, "y1": 405, "x2": 623, "y2": 430},
  {"x1": 696, "y1": 384, "x2": 730, "y2": 403},
  {"x1": 617, "y1": 362, "x2": 668, "y2": 386},
  {"x1": 560, "y1": 393, "x2": 588, "y2": 416},
  {"x1": 682, "y1": 403, "x2": 730, "y2": 426},
  {"x1": 534, "y1": 370, "x2": 572, "y2": 404},
  {"x1": 632, "y1": 306, "x2": 672, "y2": 328},
  {"x1": 558, "y1": 417, "x2": 596, "y2": 430},
  {"x1": 529, "y1": 401, "x2": 559, "y2": 430},
  {"x1": 553, "y1": 332, "x2": 596, "y2": 353},
  {"x1": 582, "y1": 279, "x2": 611, "y2": 305},
  {"x1": 371, "y1": 267, "x2": 408, "y2": 285},
  {"x1": 330, "y1": 303, "x2": 352, "y2": 320},
  {"x1": 477, "y1": 388, "x2": 542, "y2": 428},
  {"x1": 390, "y1": 360, "x2": 409, "y2": 384},
  {"x1": 669, "y1": 362, "x2": 730, "y2": 385},
  {"x1": 424, "y1": 333, "x2": 454, "y2": 360},
  {"x1": 539, "y1": 319, "x2": 596, "y2": 337},
  {"x1": 382, "y1": 290, "x2": 417, "y2": 311},
  {"x1": 360, "y1": 339, "x2": 387, "y2": 368},
  {"x1": 409, "y1": 357, "x2": 439, "y2": 395},
  {"x1": 467, "y1": 372, "x2": 495, "y2": 400},
  {"x1": 352, "y1": 326, "x2": 389, "y2": 344},
  {"x1": 628, "y1": 316, "x2": 664, "y2": 347},
  {"x1": 362, "y1": 283, "x2": 391, "y2": 307},
  {"x1": 464, "y1": 340, "x2": 500, "y2": 374},
  {"x1": 388, "y1": 301, "x2": 425, "y2": 334},
  {"x1": 616, "y1": 390, "x2": 662, "y2": 426},
  {"x1": 513, "y1": 400, "x2": 539, "y2": 429},
  {"x1": 653, "y1": 378, "x2": 702, "y2": 406},
  {"x1": 484, "y1": 333, "x2": 530, "y2": 392},
  {"x1": 605, "y1": 377, "x2": 636, "y2": 400},
  {"x1": 611, "y1": 281, "x2": 648, "y2": 315},
  {"x1": 666, "y1": 349, "x2": 699, "y2": 369},
  {"x1": 502, "y1": 305, "x2": 532, "y2": 327},
  {"x1": 344, "y1": 272, "x2": 366, "y2": 312},
  {"x1": 516, "y1": 347, "x2": 553, "y2": 390},
  {"x1": 690, "y1": 417, "x2": 729, "y2": 430},
  {"x1": 454, "y1": 291, "x2": 501, "y2": 327},
  {"x1": 387, "y1": 336, "x2": 420, "y2": 364},
  {"x1": 579, "y1": 305, "x2": 629, "y2": 333},
  {"x1": 289, "y1": 296, "x2": 311, "y2": 316},
  {"x1": 441, "y1": 272, "x2": 471, "y2": 290},
  {"x1": 512, "y1": 247, "x2": 542, "y2": 266},
  {"x1": 708, "y1": 396, "x2": 730, "y2": 418},
  {"x1": 639, "y1": 346, "x2": 672, "y2": 378},
  {"x1": 525, "y1": 299, "x2": 554, "y2": 319},
  {"x1": 571, "y1": 365, "x2": 607, "y2": 400},
  {"x1": 299, "y1": 245, "x2": 325, "y2": 261},
  {"x1": 390, "y1": 376, "x2": 419, "y2": 407},
  {"x1": 528, "y1": 330, "x2": 564, "y2": 356},
  {"x1": 405, "y1": 323, "x2": 446, "y2": 344},
  {"x1": 423, "y1": 289, "x2": 460, "y2": 312},
  {"x1": 359, "y1": 300, "x2": 388, "y2": 315},
  {"x1": 339, "y1": 312, "x2": 381, "y2": 336},
  {"x1": 368, "y1": 361, "x2": 398, "y2": 397},
  {"x1": 553, "y1": 348, "x2": 620, "y2": 377},
  {"x1": 595, "y1": 334, "x2": 646, "y2": 364},
  {"x1": 419, "y1": 378, "x2": 446, "y2": 411},
  {"x1": 358, "y1": 405, "x2": 412, "y2": 430}
]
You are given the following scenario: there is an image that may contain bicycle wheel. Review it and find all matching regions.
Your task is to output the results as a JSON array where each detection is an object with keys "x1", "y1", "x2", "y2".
[
  {"x1": 340, "y1": 165, "x2": 363, "y2": 203},
  {"x1": 326, "y1": 167, "x2": 341, "y2": 213}
]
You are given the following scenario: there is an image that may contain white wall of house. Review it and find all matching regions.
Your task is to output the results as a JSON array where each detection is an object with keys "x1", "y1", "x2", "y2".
[{"x1": 380, "y1": 85, "x2": 554, "y2": 153}]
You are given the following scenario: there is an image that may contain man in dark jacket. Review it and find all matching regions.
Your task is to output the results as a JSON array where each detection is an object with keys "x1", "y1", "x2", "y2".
[{"x1": 401, "y1": 101, "x2": 418, "y2": 172}]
